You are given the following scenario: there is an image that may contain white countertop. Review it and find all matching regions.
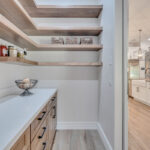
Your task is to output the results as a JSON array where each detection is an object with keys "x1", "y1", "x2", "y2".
[{"x1": 0, "y1": 88, "x2": 57, "y2": 150}]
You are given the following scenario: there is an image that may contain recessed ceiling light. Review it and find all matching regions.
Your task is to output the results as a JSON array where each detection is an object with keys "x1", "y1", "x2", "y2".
[{"x1": 148, "y1": 38, "x2": 150, "y2": 41}]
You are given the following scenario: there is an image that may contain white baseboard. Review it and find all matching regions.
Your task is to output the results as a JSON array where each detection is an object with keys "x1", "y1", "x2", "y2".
[
  {"x1": 57, "y1": 122, "x2": 113, "y2": 150},
  {"x1": 97, "y1": 123, "x2": 113, "y2": 150},
  {"x1": 57, "y1": 122, "x2": 98, "y2": 130}
]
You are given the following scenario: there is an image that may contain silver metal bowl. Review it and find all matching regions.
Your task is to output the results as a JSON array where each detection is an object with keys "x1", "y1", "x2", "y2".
[{"x1": 15, "y1": 79, "x2": 38, "y2": 96}]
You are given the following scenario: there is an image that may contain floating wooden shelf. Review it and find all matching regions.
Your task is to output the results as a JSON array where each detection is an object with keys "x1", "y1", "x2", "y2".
[
  {"x1": 27, "y1": 27, "x2": 103, "y2": 36},
  {"x1": 36, "y1": 44, "x2": 103, "y2": 51},
  {"x1": 38, "y1": 62, "x2": 103, "y2": 67},
  {"x1": 19, "y1": 0, "x2": 103, "y2": 18},
  {"x1": 0, "y1": 14, "x2": 102, "y2": 51},
  {"x1": 0, "y1": 57, "x2": 102, "y2": 67},
  {"x1": 0, "y1": 57, "x2": 38, "y2": 66},
  {"x1": 0, "y1": 0, "x2": 103, "y2": 36}
]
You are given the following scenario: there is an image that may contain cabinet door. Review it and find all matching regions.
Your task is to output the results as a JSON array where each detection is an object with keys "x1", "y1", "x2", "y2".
[
  {"x1": 132, "y1": 85, "x2": 140, "y2": 99},
  {"x1": 31, "y1": 116, "x2": 48, "y2": 150},
  {"x1": 31, "y1": 105, "x2": 48, "y2": 141},
  {"x1": 52, "y1": 104, "x2": 57, "y2": 134},
  {"x1": 11, "y1": 127, "x2": 30, "y2": 150},
  {"x1": 48, "y1": 102, "x2": 57, "y2": 150},
  {"x1": 48, "y1": 109, "x2": 54, "y2": 150},
  {"x1": 138, "y1": 86, "x2": 146, "y2": 102}
]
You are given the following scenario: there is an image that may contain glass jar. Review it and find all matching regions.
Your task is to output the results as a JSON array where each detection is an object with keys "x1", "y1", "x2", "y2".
[
  {"x1": 0, "y1": 45, "x2": 8, "y2": 56},
  {"x1": 8, "y1": 46, "x2": 17, "y2": 57}
]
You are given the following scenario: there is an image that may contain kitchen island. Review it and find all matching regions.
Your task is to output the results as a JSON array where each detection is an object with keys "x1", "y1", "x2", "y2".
[
  {"x1": 131, "y1": 80, "x2": 150, "y2": 106},
  {"x1": 0, "y1": 88, "x2": 57, "y2": 150}
]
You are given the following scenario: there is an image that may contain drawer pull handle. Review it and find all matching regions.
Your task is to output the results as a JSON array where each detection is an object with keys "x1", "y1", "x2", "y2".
[
  {"x1": 38, "y1": 127, "x2": 46, "y2": 139},
  {"x1": 52, "y1": 97, "x2": 55, "y2": 101},
  {"x1": 42, "y1": 142, "x2": 47, "y2": 150},
  {"x1": 38, "y1": 111, "x2": 46, "y2": 120}
]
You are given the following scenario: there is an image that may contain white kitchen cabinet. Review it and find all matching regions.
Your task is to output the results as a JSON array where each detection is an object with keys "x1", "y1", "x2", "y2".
[{"x1": 132, "y1": 80, "x2": 150, "y2": 106}]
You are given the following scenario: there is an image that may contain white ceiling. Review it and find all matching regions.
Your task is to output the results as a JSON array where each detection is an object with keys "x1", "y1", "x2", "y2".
[{"x1": 129, "y1": 0, "x2": 150, "y2": 46}]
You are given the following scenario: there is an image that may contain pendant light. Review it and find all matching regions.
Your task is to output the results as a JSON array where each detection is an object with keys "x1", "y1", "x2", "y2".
[{"x1": 138, "y1": 29, "x2": 143, "y2": 59}]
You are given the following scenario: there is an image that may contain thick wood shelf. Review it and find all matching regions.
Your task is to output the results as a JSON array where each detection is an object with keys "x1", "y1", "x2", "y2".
[
  {"x1": 0, "y1": 14, "x2": 102, "y2": 51},
  {"x1": 0, "y1": 57, "x2": 102, "y2": 67},
  {"x1": 27, "y1": 27, "x2": 103, "y2": 36},
  {"x1": 36, "y1": 44, "x2": 103, "y2": 51},
  {"x1": 19, "y1": 0, "x2": 103, "y2": 18},
  {"x1": 38, "y1": 62, "x2": 103, "y2": 67},
  {"x1": 0, "y1": 57, "x2": 38, "y2": 65}
]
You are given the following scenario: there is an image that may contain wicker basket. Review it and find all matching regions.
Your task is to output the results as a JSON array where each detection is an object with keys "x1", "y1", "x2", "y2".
[
  {"x1": 51, "y1": 37, "x2": 64, "y2": 44},
  {"x1": 64, "y1": 37, "x2": 80, "y2": 44},
  {"x1": 80, "y1": 37, "x2": 93, "y2": 44}
]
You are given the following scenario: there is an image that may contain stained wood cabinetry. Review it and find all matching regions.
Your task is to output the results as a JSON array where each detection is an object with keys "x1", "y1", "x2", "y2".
[
  {"x1": 11, "y1": 127, "x2": 30, "y2": 150},
  {"x1": 11, "y1": 94, "x2": 57, "y2": 150}
]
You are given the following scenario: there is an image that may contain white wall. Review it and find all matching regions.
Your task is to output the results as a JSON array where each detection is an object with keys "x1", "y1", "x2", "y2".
[
  {"x1": 98, "y1": 0, "x2": 123, "y2": 150},
  {"x1": 27, "y1": 51, "x2": 99, "y2": 62},
  {"x1": 33, "y1": 18, "x2": 99, "y2": 28},
  {"x1": 34, "y1": 80, "x2": 99, "y2": 123},
  {"x1": 98, "y1": 0, "x2": 115, "y2": 149}
]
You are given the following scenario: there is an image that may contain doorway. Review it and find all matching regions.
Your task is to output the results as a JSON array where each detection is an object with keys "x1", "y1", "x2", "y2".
[{"x1": 127, "y1": 0, "x2": 150, "y2": 149}]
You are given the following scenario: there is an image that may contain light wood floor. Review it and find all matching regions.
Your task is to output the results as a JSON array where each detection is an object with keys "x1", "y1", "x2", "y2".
[
  {"x1": 128, "y1": 98, "x2": 150, "y2": 150},
  {"x1": 52, "y1": 130, "x2": 106, "y2": 150}
]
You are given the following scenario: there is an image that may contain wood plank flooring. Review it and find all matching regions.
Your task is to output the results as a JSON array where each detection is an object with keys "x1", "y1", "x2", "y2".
[
  {"x1": 128, "y1": 98, "x2": 150, "y2": 150},
  {"x1": 52, "y1": 130, "x2": 106, "y2": 150}
]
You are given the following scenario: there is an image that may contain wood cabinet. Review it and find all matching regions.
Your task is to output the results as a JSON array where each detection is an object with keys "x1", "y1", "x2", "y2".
[
  {"x1": 31, "y1": 105, "x2": 48, "y2": 141},
  {"x1": 48, "y1": 98, "x2": 57, "y2": 150},
  {"x1": 31, "y1": 116, "x2": 48, "y2": 150},
  {"x1": 11, "y1": 127, "x2": 30, "y2": 150},
  {"x1": 11, "y1": 94, "x2": 57, "y2": 150}
]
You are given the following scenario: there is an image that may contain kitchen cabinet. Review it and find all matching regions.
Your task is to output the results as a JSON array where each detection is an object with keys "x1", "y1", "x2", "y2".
[
  {"x1": 11, "y1": 127, "x2": 30, "y2": 150},
  {"x1": 48, "y1": 97, "x2": 57, "y2": 150},
  {"x1": 10, "y1": 94, "x2": 57, "y2": 150},
  {"x1": 132, "y1": 80, "x2": 150, "y2": 106}
]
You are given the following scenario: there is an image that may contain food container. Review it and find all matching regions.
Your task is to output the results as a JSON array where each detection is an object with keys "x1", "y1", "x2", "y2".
[
  {"x1": 51, "y1": 37, "x2": 64, "y2": 44},
  {"x1": 17, "y1": 50, "x2": 24, "y2": 58},
  {"x1": 8, "y1": 46, "x2": 17, "y2": 57},
  {"x1": 64, "y1": 37, "x2": 80, "y2": 44},
  {"x1": 0, "y1": 45, "x2": 8, "y2": 56},
  {"x1": 80, "y1": 37, "x2": 93, "y2": 45}
]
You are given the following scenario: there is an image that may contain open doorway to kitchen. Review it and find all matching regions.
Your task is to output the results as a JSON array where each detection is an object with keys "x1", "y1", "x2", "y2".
[{"x1": 128, "y1": 0, "x2": 150, "y2": 149}]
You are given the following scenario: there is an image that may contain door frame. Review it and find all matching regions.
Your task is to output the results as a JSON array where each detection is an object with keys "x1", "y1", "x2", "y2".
[
  {"x1": 114, "y1": 0, "x2": 128, "y2": 150},
  {"x1": 122, "y1": 0, "x2": 128, "y2": 150}
]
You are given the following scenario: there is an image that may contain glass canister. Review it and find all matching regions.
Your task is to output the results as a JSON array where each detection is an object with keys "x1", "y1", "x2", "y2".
[
  {"x1": 0, "y1": 45, "x2": 8, "y2": 56},
  {"x1": 8, "y1": 46, "x2": 17, "y2": 57}
]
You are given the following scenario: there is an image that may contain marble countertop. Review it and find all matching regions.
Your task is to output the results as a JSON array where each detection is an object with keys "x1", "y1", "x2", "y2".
[{"x1": 0, "y1": 88, "x2": 57, "y2": 150}]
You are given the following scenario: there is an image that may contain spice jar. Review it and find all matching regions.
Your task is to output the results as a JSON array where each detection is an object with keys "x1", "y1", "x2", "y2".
[
  {"x1": 8, "y1": 46, "x2": 17, "y2": 57},
  {"x1": 0, "y1": 45, "x2": 8, "y2": 56},
  {"x1": 20, "y1": 50, "x2": 24, "y2": 58},
  {"x1": 23, "y1": 48, "x2": 27, "y2": 59}
]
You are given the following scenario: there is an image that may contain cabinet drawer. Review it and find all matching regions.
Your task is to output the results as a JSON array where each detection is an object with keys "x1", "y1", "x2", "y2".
[
  {"x1": 11, "y1": 127, "x2": 30, "y2": 150},
  {"x1": 47, "y1": 96, "x2": 56, "y2": 112},
  {"x1": 31, "y1": 105, "x2": 48, "y2": 141},
  {"x1": 31, "y1": 116, "x2": 49, "y2": 150}
]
